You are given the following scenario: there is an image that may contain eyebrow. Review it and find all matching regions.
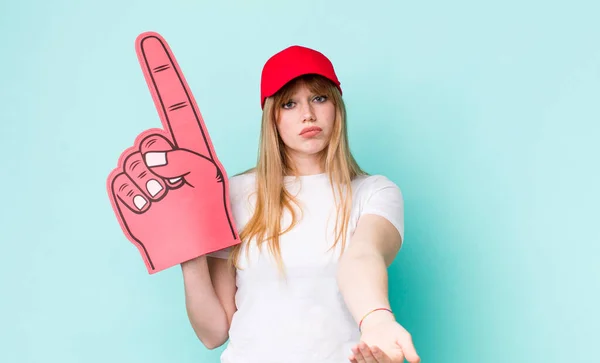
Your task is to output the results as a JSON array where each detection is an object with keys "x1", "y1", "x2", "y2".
[{"x1": 287, "y1": 92, "x2": 321, "y2": 101}]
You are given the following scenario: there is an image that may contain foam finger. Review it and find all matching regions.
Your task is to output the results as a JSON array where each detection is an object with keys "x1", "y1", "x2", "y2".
[
  {"x1": 138, "y1": 131, "x2": 183, "y2": 186},
  {"x1": 123, "y1": 151, "x2": 167, "y2": 200},
  {"x1": 111, "y1": 172, "x2": 151, "y2": 213},
  {"x1": 136, "y1": 32, "x2": 214, "y2": 159}
]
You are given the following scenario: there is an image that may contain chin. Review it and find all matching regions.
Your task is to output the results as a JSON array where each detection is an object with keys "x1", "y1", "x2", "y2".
[
  {"x1": 286, "y1": 138, "x2": 330, "y2": 156},
  {"x1": 298, "y1": 146, "x2": 328, "y2": 156}
]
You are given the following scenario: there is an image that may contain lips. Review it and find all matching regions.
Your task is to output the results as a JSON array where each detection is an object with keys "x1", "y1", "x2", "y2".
[{"x1": 300, "y1": 126, "x2": 322, "y2": 135}]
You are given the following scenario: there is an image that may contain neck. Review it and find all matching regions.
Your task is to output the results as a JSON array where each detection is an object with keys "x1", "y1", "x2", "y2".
[{"x1": 286, "y1": 152, "x2": 325, "y2": 176}]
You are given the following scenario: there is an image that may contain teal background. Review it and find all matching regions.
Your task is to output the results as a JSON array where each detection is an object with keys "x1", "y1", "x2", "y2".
[{"x1": 1, "y1": 0, "x2": 598, "y2": 362}]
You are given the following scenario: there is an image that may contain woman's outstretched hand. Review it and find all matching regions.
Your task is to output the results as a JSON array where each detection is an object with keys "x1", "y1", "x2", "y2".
[{"x1": 348, "y1": 320, "x2": 420, "y2": 363}]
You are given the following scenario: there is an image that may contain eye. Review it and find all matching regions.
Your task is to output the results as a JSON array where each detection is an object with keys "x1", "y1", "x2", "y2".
[
  {"x1": 313, "y1": 95, "x2": 328, "y2": 103},
  {"x1": 282, "y1": 101, "x2": 295, "y2": 109}
]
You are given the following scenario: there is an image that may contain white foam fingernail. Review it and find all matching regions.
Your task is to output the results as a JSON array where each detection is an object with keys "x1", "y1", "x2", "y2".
[
  {"x1": 145, "y1": 152, "x2": 166, "y2": 167},
  {"x1": 146, "y1": 179, "x2": 163, "y2": 196},
  {"x1": 169, "y1": 177, "x2": 181, "y2": 183},
  {"x1": 134, "y1": 195, "x2": 147, "y2": 210}
]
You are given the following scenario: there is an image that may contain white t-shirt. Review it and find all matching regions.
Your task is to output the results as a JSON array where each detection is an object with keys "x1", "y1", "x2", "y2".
[{"x1": 208, "y1": 172, "x2": 404, "y2": 363}]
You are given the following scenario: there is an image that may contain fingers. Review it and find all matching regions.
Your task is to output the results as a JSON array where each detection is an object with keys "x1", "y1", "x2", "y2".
[
  {"x1": 351, "y1": 342, "x2": 388, "y2": 363},
  {"x1": 370, "y1": 346, "x2": 391, "y2": 363},
  {"x1": 123, "y1": 152, "x2": 167, "y2": 201},
  {"x1": 349, "y1": 344, "x2": 363, "y2": 363},
  {"x1": 139, "y1": 131, "x2": 174, "y2": 155},
  {"x1": 358, "y1": 343, "x2": 378, "y2": 363},
  {"x1": 145, "y1": 149, "x2": 217, "y2": 188},
  {"x1": 108, "y1": 128, "x2": 214, "y2": 215},
  {"x1": 109, "y1": 131, "x2": 174, "y2": 214},
  {"x1": 135, "y1": 32, "x2": 214, "y2": 160},
  {"x1": 138, "y1": 132, "x2": 183, "y2": 187},
  {"x1": 111, "y1": 172, "x2": 151, "y2": 213},
  {"x1": 349, "y1": 346, "x2": 364, "y2": 363},
  {"x1": 398, "y1": 336, "x2": 420, "y2": 363}
]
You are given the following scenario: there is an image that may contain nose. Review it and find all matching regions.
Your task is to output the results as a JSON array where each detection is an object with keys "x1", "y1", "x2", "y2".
[{"x1": 301, "y1": 103, "x2": 316, "y2": 122}]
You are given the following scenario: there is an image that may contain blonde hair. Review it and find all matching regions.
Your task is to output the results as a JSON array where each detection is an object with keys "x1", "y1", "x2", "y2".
[{"x1": 228, "y1": 74, "x2": 366, "y2": 275}]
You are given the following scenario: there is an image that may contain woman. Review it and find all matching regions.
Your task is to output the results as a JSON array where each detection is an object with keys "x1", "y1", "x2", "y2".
[{"x1": 181, "y1": 45, "x2": 420, "y2": 363}]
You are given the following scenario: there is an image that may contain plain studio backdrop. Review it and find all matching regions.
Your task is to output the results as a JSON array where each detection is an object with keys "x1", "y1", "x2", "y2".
[{"x1": 1, "y1": 0, "x2": 598, "y2": 362}]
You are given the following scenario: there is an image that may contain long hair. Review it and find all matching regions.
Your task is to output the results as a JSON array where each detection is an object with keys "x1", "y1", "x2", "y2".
[{"x1": 228, "y1": 74, "x2": 366, "y2": 275}]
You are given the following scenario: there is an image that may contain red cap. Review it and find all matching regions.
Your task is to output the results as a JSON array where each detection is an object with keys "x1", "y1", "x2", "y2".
[{"x1": 260, "y1": 45, "x2": 342, "y2": 109}]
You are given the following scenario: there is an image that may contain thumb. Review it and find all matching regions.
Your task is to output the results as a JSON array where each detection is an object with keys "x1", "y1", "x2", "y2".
[
  {"x1": 144, "y1": 149, "x2": 215, "y2": 181},
  {"x1": 397, "y1": 338, "x2": 420, "y2": 363}
]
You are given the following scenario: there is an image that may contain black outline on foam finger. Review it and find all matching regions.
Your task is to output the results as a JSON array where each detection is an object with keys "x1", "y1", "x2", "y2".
[
  {"x1": 139, "y1": 35, "x2": 214, "y2": 160},
  {"x1": 110, "y1": 174, "x2": 155, "y2": 270},
  {"x1": 138, "y1": 35, "x2": 238, "y2": 246}
]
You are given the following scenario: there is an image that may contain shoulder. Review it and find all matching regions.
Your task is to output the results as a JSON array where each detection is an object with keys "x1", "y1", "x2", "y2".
[
  {"x1": 352, "y1": 174, "x2": 402, "y2": 197},
  {"x1": 227, "y1": 170, "x2": 257, "y2": 199},
  {"x1": 351, "y1": 174, "x2": 405, "y2": 241}
]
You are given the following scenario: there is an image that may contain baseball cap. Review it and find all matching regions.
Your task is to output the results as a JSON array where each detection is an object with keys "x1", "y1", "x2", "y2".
[{"x1": 260, "y1": 45, "x2": 342, "y2": 109}]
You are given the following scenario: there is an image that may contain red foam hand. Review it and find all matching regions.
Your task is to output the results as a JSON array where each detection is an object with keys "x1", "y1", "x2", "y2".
[{"x1": 107, "y1": 32, "x2": 239, "y2": 274}]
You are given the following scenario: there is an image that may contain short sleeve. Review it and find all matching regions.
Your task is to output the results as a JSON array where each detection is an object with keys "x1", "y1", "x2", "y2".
[
  {"x1": 207, "y1": 246, "x2": 232, "y2": 259},
  {"x1": 360, "y1": 175, "x2": 405, "y2": 243}
]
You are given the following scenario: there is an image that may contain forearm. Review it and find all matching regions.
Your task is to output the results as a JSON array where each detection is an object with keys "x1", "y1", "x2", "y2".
[
  {"x1": 181, "y1": 256, "x2": 229, "y2": 349},
  {"x1": 337, "y1": 251, "x2": 396, "y2": 332}
]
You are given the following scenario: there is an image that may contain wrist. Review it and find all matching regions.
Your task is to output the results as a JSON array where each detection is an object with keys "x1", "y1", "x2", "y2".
[{"x1": 359, "y1": 308, "x2": 395, "y2": 333}]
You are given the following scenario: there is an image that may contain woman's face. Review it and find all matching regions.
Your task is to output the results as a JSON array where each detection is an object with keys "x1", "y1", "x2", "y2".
[{"x1": 275, "y1": 82, "x2": 336, "y2": 166}]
